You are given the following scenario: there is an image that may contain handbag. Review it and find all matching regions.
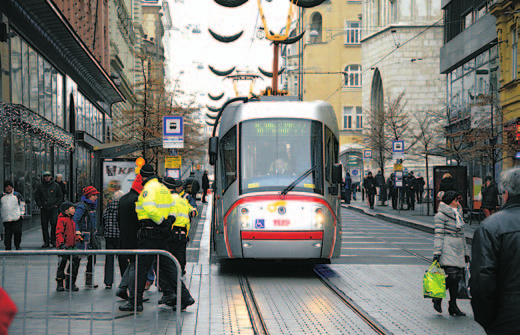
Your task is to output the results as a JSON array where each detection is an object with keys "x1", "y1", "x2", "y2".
[
  {"x1": 457, "y1": 264, "x2": 471, "y2": 299},
  {"x1": 423, "y1": 261, "x2": 447, "y2": 299}
]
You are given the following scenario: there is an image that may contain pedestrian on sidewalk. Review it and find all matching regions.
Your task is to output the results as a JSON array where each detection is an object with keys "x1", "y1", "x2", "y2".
[
  {"x1": 416, "y1": 174, "x2": 425, "y2": 204},
  {"x1": 363, "y1": 172, "x2": 377, "y2": 209},
  {"x1": 55, "y1": 202, "x2": 81, "y2": 291},
  {"x1": 163, "y1": 177, "x2": 197, "y2": 276},
  {"x1": 388, "y1": 174, "x2": 398, "y2": 210},
  {"x1": 343, "y1": 172, "x2": 352, "y2": 204},
  {"x1": 352, "y1": 182, "x2": 358, "y2": 201},
  {"x1": 470, "y1": 167, "x2": 520, "y2": 335},
  {"x1": 481, "y1": 176, "x2": 499, "y2": 217},
  {"x1": 102, "y1": 192, "x2": 126, "y2": 290},
  {"x1": 115, "y1": 174, "x2": 143, "y2": 301},
  {"x1": 55, "y1": 174, "x2": 68, "y2": 202},
  {"x1": 74, "y1": 186, "x2": 100, "y2": 289},
  {"x1": 119, "y1": 164, "x2": 194, "y2": 312},
  {"x1": 375, "y1": 171, "x2": 387, "y2": 206},
  {"x1": 432, "y1": 190, "x2": 469, "y2": 316},
  {"x1": 406, "y1": 171, "x2": 416, "y2": 210},
  {"x1": 1, "y1": 180, "x2": 26, "y2": 250},
  {"x1": 35, "y1": 171, "x2": 63, "y2": 248},
  {"x1": 202, "y1": 170, "x2": 210, "y2": 203}
]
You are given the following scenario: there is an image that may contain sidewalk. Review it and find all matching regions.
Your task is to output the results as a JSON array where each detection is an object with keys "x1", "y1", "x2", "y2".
[{"x1": 344, "y1": 199, "x2": 479, "y2": 244}]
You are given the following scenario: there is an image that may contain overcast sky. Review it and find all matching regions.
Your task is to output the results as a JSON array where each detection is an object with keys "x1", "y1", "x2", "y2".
[{"x1": 164, "y1": 0, "x2": 292, "y2": 107}]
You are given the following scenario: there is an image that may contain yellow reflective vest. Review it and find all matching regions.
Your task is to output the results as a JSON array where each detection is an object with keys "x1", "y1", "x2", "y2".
[
  {"x1": 136, "y1": 178, "x2": 174, "y2": 224},
  {"x1": 170, "y1": 191, "x2": 197, "y2": 235}
]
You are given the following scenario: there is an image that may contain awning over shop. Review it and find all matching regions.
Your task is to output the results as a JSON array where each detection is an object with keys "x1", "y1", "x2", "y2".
[
  {"x1": 94, "y1": 139, "x2": 162, "y2": 158},
  {"x1": 0, "y1": 102, "x2": 74, "y2": 150},
  {"x1": 0, "y1": 0, "x2": 125, "y2": 109}
]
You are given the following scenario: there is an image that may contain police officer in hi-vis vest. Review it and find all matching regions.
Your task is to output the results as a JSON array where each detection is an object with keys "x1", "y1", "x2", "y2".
[
  {"x1": 163, "y1": 178, "x2": 197, "y2": 276},
  {"x1": 119, "y1": 164, "x2": 194, "y2": 312}
]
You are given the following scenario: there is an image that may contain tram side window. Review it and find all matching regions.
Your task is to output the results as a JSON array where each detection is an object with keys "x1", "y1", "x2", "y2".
[
  {"x1": 220, "y1": 126, "x2": 237, "y2": 193},
  {"x1": 324, "y1": 127, "x2": 338, "y2": 183}
]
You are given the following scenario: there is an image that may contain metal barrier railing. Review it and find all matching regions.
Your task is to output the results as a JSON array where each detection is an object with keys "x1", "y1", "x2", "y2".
[{"x1": 0, "y1": 249, "x2": 183, "y2": 335}]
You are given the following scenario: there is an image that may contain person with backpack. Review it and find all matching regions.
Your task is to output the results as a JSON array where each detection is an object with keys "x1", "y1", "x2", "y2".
[
  {"x1": 184, "y1": 172, "x2": 200, "y2": 205},
  {"x1": 1, "y1": 180, "x2": 26, "y2": 250},
  {"x1": 73, "y1": 186, "x2": 100, "y2": 289}
]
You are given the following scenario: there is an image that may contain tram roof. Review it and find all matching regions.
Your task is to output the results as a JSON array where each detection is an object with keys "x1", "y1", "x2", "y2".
[{"x1": 217, "y1": 100, "x2": 339, "y2": 137}]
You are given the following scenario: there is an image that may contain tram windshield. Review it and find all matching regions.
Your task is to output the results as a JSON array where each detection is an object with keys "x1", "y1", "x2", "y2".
[{"x1": 240, "y1": 119, "x2": 323, "y2": 195}]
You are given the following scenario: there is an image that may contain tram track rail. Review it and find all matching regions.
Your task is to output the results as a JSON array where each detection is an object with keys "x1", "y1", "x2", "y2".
[{"x1": 238, "y1": 274, "x2": 269, "y2": 335}]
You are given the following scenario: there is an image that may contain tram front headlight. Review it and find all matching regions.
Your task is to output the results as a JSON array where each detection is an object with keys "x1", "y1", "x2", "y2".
[
  {"x1": 312, "y1": 207, "x2": 324, "y2": 229},
  {"x1": 240, "y1": 207, "x2": 252, "y2": 228}
]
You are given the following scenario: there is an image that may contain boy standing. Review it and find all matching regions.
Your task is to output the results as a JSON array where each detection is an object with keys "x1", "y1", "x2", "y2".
[{"x1": 56, "y1": 202, "x2": 81, "y2": 291}]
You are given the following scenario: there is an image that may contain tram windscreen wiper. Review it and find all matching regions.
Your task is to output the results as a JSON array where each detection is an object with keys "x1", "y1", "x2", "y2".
[{"x1": 280, "y1": 165, "x2": 316, "y2": 197}]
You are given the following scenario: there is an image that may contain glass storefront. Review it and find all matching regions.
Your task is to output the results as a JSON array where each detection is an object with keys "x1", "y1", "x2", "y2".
[{"x1": 3, "y1": 29, "x2": 109, "y2": 215}]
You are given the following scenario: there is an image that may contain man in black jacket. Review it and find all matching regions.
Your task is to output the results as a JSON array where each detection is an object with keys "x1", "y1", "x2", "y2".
[
  {"x1": 201, "y1": 170, "x2": 210, "y2": 203},
  {"x1": 115, "y1": 174, "x2": 143, "y2": 300},
  {"x1": 470, "y1": 167, "x2": 520, "y2": 335},
  {"x1": 363, "y1": 172, "x2": 377, "y2": 209},
  {"x1": 35, "y1": 171, "x2": 63, "y2": 248}
]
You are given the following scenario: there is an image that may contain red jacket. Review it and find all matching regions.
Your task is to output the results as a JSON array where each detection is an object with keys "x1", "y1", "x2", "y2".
[
  {"x1": 0, "y1": 288, "x2": 17, "y2": 335},
  {"x1": 56, "y1": 213, "x2": 77, "y2": 248}
]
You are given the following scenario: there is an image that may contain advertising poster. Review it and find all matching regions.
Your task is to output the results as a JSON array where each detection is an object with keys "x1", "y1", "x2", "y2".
[
  {"x1": 473, "y1": 177, "x2": 482, "y2": 201},
  {"x1": 102, "y1": 160, "x2": 137, "y2": 210}
]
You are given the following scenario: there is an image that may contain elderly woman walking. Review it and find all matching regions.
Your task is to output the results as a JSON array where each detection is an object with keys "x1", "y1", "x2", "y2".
[{"x1": 432, "y1": 190, "x2": 470, "y2": 316}]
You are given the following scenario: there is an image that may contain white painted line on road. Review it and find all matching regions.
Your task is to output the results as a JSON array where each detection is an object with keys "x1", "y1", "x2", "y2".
[{"x1": 198, "y1": 200, "x2": 212, "y2": 265}]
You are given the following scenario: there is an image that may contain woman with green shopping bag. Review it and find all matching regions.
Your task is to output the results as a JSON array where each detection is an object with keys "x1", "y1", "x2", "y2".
[{"x1": 432, "y1": 190, "x2": 470, "y2": 316}]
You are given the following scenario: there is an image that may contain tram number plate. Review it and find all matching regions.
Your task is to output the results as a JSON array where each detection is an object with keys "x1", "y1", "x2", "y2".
[{"x1": 255, "y1": 219, "x2": 265, "y2": 229}]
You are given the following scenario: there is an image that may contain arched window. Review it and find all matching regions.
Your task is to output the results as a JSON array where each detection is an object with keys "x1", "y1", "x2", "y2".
[
  {"x1": 310, "y1": 12, "x2": 322, "y2": 43},
  {"x1": 344, "y1": 65, "x2": 362, "y2": 87}
]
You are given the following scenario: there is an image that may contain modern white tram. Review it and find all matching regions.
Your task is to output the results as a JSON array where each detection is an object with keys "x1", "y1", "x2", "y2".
[{"x1": 208, "y1": 97, "x2": 343, "y2": 261}]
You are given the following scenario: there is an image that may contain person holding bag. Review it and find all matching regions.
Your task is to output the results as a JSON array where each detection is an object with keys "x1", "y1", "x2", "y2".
[{"x1": 432, "y1": 190, "x2": 470, "y2": 316}]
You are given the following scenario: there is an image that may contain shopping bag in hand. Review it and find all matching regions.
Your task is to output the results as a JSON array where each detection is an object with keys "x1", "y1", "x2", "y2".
[
  {"x1": 423, "y1": 260, "x2": 446, "y2": 299},
  {"x1": 457, "y1": 264, "x2": 471, "y2": 299}
]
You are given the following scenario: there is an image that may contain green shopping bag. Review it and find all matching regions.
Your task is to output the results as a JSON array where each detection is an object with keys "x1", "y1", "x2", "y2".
[{"x1": 423, "y1": 261, "x2": 446, "y2": 299}]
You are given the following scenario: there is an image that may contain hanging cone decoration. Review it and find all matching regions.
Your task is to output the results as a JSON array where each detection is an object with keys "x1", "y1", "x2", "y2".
[
  {"x1": 208, "y1": 29, "x2": 244, "y2": 43},
  {"x1": 289, "y1": 0, "x2": 327, "y2": 8},
  {"x1": 214, "y1": 0, "x2": 248, "y2": 7},
  {"x1": 208, "y1": 92, "x2": 225, "y2": 101},
  {"x1": 206, "y1": 105, "x2": 221, "y2": 112},
  {"x1": 258, "y1": 67, "x2": 285, "y2": 78},
  {"x1": 208, "y1": 65, "x2": 236, "y2": 76},
  {"x1": 206, "y1": 113, "x2": 219, "y2": 120},
  {"x1": 279, "y1": 31, "x2": 306, "y2": 45}
]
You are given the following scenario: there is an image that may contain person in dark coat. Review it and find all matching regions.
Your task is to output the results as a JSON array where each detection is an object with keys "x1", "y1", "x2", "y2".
[
  {"x1": 406, "y1": 171, "x2": 416, "y2": 210},
  {"x1": 35, "y1": 171, "x2": 63, "y2": 248},
  {"x1": 363, "y1": 172, "x2": 377, "y2": 209},
  {"x1": 388, "y1": 174, "x2": 398, "y2": 210},
  {"x1": 201, "y1": 170, "x2": 210, "y2": 203},
  {"x1": 55, "y1": 174, "x2": 68, "y2": 202},
  {"x1": 375, "y1": 171, "x2": 387, "y2": 205},
  {"x1": 481, "y1": 176, "x2": 499, "y2": 217},
  {"x1": 470, "y1": 167, "x2": 520, "y2": 334},
  {"x1": 185, "y1": 172, "x2": 200, "y2": 204},
  {"x1": 344, "y1": 172, "x2": 352, "y2": 204},
  {"x1": 416, "y1": 175, "x2": 425, "y2": 204},
  {"x1": 115, "y1": 174, "x2": 143, "y2": 300},
  {"x1": 439, "y1": 173, "x2": 457, "y2": 193}
]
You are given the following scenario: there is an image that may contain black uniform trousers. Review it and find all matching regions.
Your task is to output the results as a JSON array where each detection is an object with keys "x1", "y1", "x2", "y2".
[
  {"x1": 4, "y1": 219, "x2": 22, "y2": 250},
  {"x1": 130, "y1": 236, "x2": 191, "y2": 305},
  {"x1": 168, "y1": 226, "x2": 188, "y2": 275},
  {"x1": 41, "y1": 207, "x2": 59, "y2": 245}
]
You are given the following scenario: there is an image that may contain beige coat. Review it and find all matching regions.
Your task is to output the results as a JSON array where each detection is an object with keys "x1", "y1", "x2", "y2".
[{"x1": 433, "y1": 202, "x2": 469, "y2": 268}]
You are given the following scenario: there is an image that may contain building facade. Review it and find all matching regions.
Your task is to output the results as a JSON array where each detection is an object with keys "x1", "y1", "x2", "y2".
[
  {"x1": 440, "y1": 0, "x2": 501, "y2": 179},
  {"x1": 0, "y1": 0, "x2": 123, "y2": 218},
  {"x1": 489, "y1": 0, "x2": 520, "y2": 170},
  {"x1": 302, "y1": 0, "x2": 364, "y2": 183},
  {"x1": 363, "y1": 0, "x2": 445, "y2": 177}
]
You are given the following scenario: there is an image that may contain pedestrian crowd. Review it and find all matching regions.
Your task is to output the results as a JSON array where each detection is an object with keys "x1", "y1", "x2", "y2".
[{"x1": 1, "y1": 165, "x2": 207, "y2": 314}]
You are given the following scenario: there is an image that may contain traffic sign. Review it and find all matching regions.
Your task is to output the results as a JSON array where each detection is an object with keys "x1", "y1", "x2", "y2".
[
  {"x1": 363, "y1": 150, "x2": 372, "y2": 159},
  {"x1": 163, "y1": 116, "x2": 184, "y2": 148},
  {"x1": 392, "y1": 140, "x2": 404, "y2": 153}
]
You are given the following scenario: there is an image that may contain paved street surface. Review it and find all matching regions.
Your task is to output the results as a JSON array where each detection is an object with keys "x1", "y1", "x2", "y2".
[{"x1": 2, "y1": 200, "x2": 486, "y2": 334}]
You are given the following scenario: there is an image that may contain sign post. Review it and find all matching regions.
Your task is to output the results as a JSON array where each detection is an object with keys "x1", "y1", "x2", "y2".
[{"x1": 163, "y1": 116, "x2": 184, "y2": 148}]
